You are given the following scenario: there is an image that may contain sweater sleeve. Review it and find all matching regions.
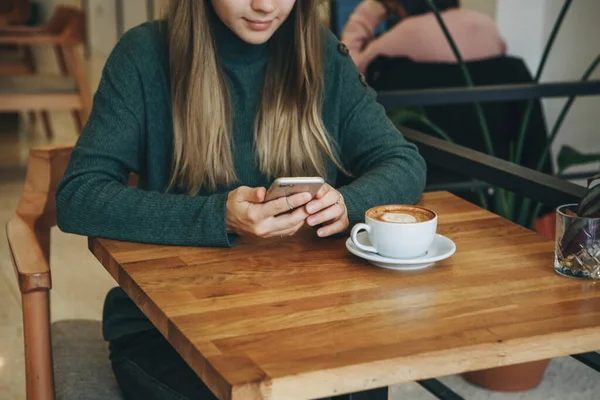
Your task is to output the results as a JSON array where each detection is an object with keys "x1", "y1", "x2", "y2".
[
  {"x1": 56, "y1": 31, "x2": 234, "y2": 247},
  {"x1": 334, "y1": 44, "x2": 427, "y2": 229}
]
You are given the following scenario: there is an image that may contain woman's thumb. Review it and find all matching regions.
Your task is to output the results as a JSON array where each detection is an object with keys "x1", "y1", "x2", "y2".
[
  {"x1": 237, "y1": 186, "x2": 266, "y2": 203},
  {"x1": 251, "y1": 187, "x2": 266, "y2": 203}
]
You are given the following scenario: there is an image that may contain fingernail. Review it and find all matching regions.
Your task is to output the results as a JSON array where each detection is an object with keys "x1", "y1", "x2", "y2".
[
  {"x1": 307, "y1": 217, "x2": 315, "y2": 226},
  {"x1": 317, "y1": 229, "x2": 324, "y2": 237},
  {"x1": 306, "y1": 205, "x2": 315, "y2": 213},
  {"x1": 303, "y1": 193, "x2": 312, "y2": 202}
]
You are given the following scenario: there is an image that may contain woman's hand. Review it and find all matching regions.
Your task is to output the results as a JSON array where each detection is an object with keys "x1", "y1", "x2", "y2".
[
  {"x1": 305, "y1": 184, "x2": 349, "y2": 237},
  {"x1": 226, "y1": 186, "x2": 312, "y2": 238}
]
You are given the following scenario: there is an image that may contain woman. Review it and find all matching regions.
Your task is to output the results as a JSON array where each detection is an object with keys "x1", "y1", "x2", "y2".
[
  {"x1": 56, "y1": 0, "x2": 426, "y2": 398},
  {"x1": 342, "y1": 0, "x2": 506, "y2": 73}
]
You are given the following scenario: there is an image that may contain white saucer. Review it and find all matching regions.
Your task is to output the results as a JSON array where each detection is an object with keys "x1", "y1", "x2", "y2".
[{"x1": 346, "y1": 232, "x2": 456, "y2": 271}]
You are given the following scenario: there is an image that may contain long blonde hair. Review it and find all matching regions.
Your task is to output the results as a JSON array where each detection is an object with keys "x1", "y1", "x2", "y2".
[{"x1": 167, "y1": 0, "x2": 344, "y2": 194}]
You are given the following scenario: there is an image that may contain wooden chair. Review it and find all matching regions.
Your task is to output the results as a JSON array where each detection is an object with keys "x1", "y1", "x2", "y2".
[
  {"x1": 0, "y1": 0, "x2": 31, "y2": 26},
  {"x1": 6, "y1": 145, "x2": 123, "y2": 400},
  {"x1": 0, "y1": 6, "x2": 91, "y2": 138},
  {"x1": 0, "y1": 41, "x2": 36, "y2": 75},
  {"x1": 0, "y1": 0, "x2": 34, "y2": 87},
  {"x1": 0, "y1": 0, "x2": 37, "y2": 126}
]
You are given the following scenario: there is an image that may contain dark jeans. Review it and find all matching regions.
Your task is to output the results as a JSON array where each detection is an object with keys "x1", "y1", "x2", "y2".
[
  {"x1": 110, "y1": 329, "x2": 216, "y2": 399},
  {"x1": 109, "y1": 328, "x2": 388, "y2": 400}
]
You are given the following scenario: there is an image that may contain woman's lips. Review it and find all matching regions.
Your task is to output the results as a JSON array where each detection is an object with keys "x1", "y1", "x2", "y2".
[{"x1": 244, "y1": 18, "x2": 273, "y2": 31}]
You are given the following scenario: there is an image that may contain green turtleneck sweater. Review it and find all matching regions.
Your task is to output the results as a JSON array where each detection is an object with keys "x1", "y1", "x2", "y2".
[{"x1": 56, "y1": 16, "x2": 426, "y2": 342}]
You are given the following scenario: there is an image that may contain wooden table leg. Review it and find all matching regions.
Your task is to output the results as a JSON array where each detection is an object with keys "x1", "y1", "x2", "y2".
[
  {"x1": 332, "y1": 386, "x2": 388, "y2": 400},
  {"x1": 572, "y1": 352, "x2": 600, "y2": 373},
  {"x1": 418, "y1": 379, "x2": 465, "y2": 399}
]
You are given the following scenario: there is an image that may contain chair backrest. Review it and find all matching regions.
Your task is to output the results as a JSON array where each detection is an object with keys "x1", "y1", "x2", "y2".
[
  {"x1": 0, "y1": 0, "x2": 31, "y2": 24},
  {"x1": 0, "y1": 0, "x2": 15, "y2": 13},
  {"x1": 52, "y1": 6, "x2": 91, "y2": 127},
  {"x1": 6, "y1": 145, "x2": 73, "y2": 400},
  {"x1": 45, "y1": 6, "x2": 86, "y2": 45}
]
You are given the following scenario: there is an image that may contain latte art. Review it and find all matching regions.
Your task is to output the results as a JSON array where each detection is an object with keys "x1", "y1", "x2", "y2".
[
  {"x1": 367, "y1": 205, "x2": 435, "y2": 224},
  {"x1": 381, "y1": 213, "x2": 416, "y2": 224}
]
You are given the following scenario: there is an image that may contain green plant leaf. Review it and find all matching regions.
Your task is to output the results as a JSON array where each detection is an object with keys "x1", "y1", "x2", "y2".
[
  {"x1": 513, "y1": 0, "x2": 573, "y2": 167},
  {"x1": 561, "y1": 174, "x2": 599, "y2": 255},
  {"x1": 511, "y1": 0, "x2": 573, "y2": 224},
  {"x1": 426, "y1": 0, "x2": 507, "y2": 216},
  {"x1": 557, "y1": 146, "x2": 600, "y2": 174},
  {"x1": 587, "y1": 173, "x2": 600, "y2": 188},
  {"x1": 577, "y1": 175, "x2": 600, "y2": 217},
  {"x1": 559, "y1": 219, "x2": 596, "y2": 255},
  {"x1": 389, "y1": 108, "x2": 455, "y2": 143},
  {"x1": 578, "y1": 186, "x2": 600, "y2": 217},
  {"x1": 425, "y1": 0, "x2": 494, "y2": 156},
  {"x1": 387, "y1": 107, "x2": 427, "y2": 125}
]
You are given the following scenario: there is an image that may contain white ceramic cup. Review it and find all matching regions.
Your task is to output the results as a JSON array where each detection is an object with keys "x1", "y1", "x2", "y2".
[{"x1": 350, "y1": 205, "x2": 438, "y2": 259}]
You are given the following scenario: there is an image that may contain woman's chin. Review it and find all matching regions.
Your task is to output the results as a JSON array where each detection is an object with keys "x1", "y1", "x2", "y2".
[{"x1": 234, "y1": 27, "x2": 277, "y2": 45}]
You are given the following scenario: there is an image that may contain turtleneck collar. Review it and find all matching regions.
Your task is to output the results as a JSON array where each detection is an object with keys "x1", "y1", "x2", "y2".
[{"x1": 208, "y1": 4, "x2": 269, "y2": 66}]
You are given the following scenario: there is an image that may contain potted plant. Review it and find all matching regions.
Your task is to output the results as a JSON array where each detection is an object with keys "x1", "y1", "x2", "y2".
[{"x1": 555, "y1": 174, "x2": 600, "y2": 279}]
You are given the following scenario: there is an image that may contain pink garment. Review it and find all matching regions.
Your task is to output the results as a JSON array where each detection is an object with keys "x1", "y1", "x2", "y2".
[{"x1": 341, "y1": 2, "x2": 507, "y2": 73}]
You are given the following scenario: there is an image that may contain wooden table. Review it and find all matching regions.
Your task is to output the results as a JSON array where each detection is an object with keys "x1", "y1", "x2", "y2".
[{"x1": 90, "y1": 191, "x2": 600, "y2": 400}]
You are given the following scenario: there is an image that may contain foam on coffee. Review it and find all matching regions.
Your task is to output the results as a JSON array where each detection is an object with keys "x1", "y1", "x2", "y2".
[
  {"x1": 367, "y1": 205, "x2": 435, "y2": 224},
  {"x1": 381, "y1": 213, "x2": 417, "y2": 223}
]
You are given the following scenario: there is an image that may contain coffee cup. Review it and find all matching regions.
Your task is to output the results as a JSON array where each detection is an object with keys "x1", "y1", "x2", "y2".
[{"x1": 350, "y1": 205, "x2": 437, "y2": 259}]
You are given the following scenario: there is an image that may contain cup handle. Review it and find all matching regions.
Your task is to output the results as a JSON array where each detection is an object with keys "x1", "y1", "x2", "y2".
[{"x1": 351, "y1": 223, "x2": 377, "y2": 254}]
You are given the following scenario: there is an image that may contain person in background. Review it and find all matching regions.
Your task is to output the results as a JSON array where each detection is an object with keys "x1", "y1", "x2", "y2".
[
  {"x1": 55, "y1": 0, "x2": 426, "y2": 399},
  {"x1": 341, "y1": 0, "x2": 506, "y2": 73}
]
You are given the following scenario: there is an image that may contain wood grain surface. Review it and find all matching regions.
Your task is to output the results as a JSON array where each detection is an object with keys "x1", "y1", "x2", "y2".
[{"x1": 89, "y1": 192, "x2": 600, "y2": 400}]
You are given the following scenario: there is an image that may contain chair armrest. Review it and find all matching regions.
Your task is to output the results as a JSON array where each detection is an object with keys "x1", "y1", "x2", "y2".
[
  {"x1": 7, "y1": 145, "x2": 74, "y2": 293},
  {"x1": 6, "y1": 216, "x2": 51, "y2": 293}
]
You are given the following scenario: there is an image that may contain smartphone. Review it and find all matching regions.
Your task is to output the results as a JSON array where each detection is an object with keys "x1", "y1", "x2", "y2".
[{"x1": 264, "y1": 177, "x2": 325, "y2": 203}]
